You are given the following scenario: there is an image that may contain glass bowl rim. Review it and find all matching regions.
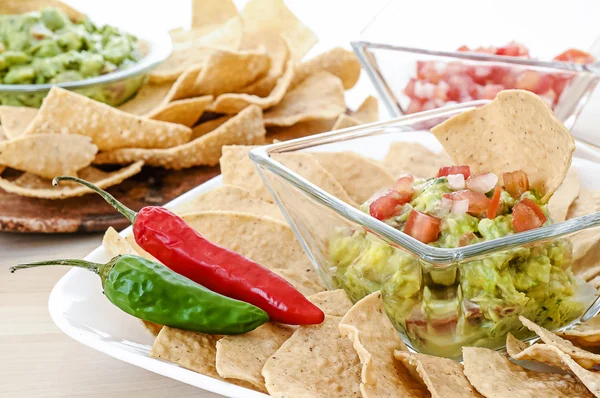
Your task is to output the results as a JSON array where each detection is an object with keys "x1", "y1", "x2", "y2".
[
  {"x1": 250, "y1": 101, "x2": 600, "y2": 266},
  {"x1": 0, "y1": 29, "x2": 172, "y2": 93}
]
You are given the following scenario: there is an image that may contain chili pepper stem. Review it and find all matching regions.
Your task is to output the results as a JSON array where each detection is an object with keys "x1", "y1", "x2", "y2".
[
  {"x1": 10, "y1": 259, "x2": 102, "y2": 274},
  {"x1": 52, "y1": 176, "x2": 137, "y2": 224}
]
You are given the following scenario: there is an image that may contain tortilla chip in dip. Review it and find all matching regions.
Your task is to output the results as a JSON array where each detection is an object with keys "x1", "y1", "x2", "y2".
[{"x1": 431, "y1": 90, "x2": 574, "y2": 202}]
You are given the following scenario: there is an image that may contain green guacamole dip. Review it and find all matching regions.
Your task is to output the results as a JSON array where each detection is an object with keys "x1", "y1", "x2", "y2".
[
  {"x1": 0, "y1": 7, "x2": 144, "y2": 106},
  {"x1": 329, "y1": 176, "x2": 594, "y2": 358}
]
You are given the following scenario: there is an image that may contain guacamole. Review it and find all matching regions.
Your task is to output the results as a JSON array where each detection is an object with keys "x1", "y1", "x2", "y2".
[
  {"x1": 330, "y1": 168, "x2": 594, "y2": 358},
  {"x1": 0, "y1": 7, "x2": 144, "y2": 106}
]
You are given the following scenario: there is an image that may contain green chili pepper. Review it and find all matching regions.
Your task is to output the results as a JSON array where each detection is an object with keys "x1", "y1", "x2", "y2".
[{"x1": 10, "y1": 254, "x2": 269, "y2": 334}]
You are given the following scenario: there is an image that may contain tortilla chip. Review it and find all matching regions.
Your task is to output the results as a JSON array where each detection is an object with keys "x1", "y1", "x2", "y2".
[
  {"x1": 241, "y1": 0, "x2": 317, "y2": 61},
  {"x1": 149, "y1": 17, "x2": 243, "y2": 84},
  {"x1": 0, "y1": 161, "x2": 143, "y2": 199},
  {"x1": 268, "y1": 118, "x2": 337, "y2": 142},
  {"x1": 396, "y1": 352, "x2": 483, "y2": 398},
  {"x1": 181, "y1": 211, "x2": 320, "y2": 284},
  {"x1": 384, "y1": 141, "x2": 453, "y2": 178},
  {"x1": 351, "y1": 96, "x2": 379, "y2": 123},
  {"x1": 548, "y1": 168, "x2": 580, "y2": 222},
  {"x1": 24, "y1": 87, "x2": 191, "y2": 151},
  {"x1": 463, "y1": 346, "x2": 590, "y2": 398},
  {"x1": 124, "y1": 235, "x2": 157, "y2": 262},
  {"x1": 173, "y1": 184, "x2": 284, "y2": 220},
  {"x1": 431, "y1": 90, "x2": 574, "y2": 202},
  {"x1": 192, "y1": 49, "x2": 271, "y2": 97},
  {"x1": 102, "y1": 227, "x2": 138, "y2": 257},
  {"x1": 220, "y1": 145, "x2": 272, "y2": 202},
  {"x1": 0, "y1": 106, "x2": 38, "y2": 139},
  {"x1": 170, "y1": 26, "x2": 222, "y2": 44},
  {"x1": 505, "y1": 334, "x2": 597, "y2": 397},
  {"x1": 559, "y1": 316, "x2": 600, "y2": 349},
  {"x1": 569, "y1": 190, "x2": 600, "y2": 262},
  {"x1": 165, "y1": 65, "x2": 204, "y2": 102},
  {"x1": 332, "y1": 114, "x2": 361, "y2": 130},
  {"x1": 93, "y1": 105, "x2": 265, "y2": 168},
  {"x1": 262, "y1": 316, "x2": 362, "y2": 397},
  {"x1": 519, "y1": 316, "x2": 600, "y2": 369},
  {"x1": 0, "y1": 0, "x2": 84, "y2": 21},
  {"x1": 206, "y1": 48, "x2": 294, "y2": 114},
  {"x1": 141, "y1": 321, "x2": 163, "y2": 337},
  {"x1": 191, "y1": 0, "x2": 239, "y2": 28},
  {"x1": 338, "y1": 292, "x2": 425, "y2": 398},
  {"x1": 308, "y1": 289, "x2": 353, "y2": 317},
  {"x1": 236, "y1": 33, "x2": 289, "y2": 97},
  {"x1": 117, "y1": 84, "x2": 172, "y2": 115},
  {"x1": 291, "y1": 48, "x2": 361, "y2": 90},
  {"x1": 0, "y1": 134, "x2": 97, "y2": 179},
  {"x1": 190, "y1": 116, "x2": 233, "y2": 141},
  {"x1": 273, "y1": 152, "x2": 357, "y2": 206},
  {"x1": 312, "y1": 151, "x2": 395, "y2": 204},
  {"x1": 263, "y1": 71, "x2": 346, "y2": 127},
  {"x1": 272, "y1": 268, "x2": 325, "y2": 296}
]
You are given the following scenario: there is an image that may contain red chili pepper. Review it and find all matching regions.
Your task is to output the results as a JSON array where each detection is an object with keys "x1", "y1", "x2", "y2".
[{"x1": 54, "y1": 176, "x2": 324, "y2": 325}]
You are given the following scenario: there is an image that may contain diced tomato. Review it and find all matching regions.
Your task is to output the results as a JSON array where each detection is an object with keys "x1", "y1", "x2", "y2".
[
  {"x1": 496, "y1": 42, "x2": 529, "y2": 57},
  {"x1": 503, "y1": 170, "x2": 529, "y2": 198},
  {"x1": 489, "y1": 66, "x2": 510, "y2": 85},
  {"x1": 446, "y1": 74, "x2": 476, "y2": 101},
  {"x1": 512, "y1": 198, "x2": 547, "y2": 232},
  {"x1": 405, "y1": 99, "x2": 423, "y2": 114},
  {"x1": 437, "y1": 165, "x2": 471, "y2": 179},
  {"x1": 403, "y1": 78, "x2": 416, "y2": 97},
  {"x1": 553, "y1": 75, "x2": 570, "y2": 98},
  {"x1": 394, "y1": 175, "x2": 415, "y2": 195},
  {"x1": 404, "y1": 210, "x2": 441, "y2": 244},
  {"x1": 515, "y1": 70, "x2": 540, "y2": 91},
  {"x1": 444, "y1": 190, "x2": 491, "y2": 214},
  {"x1": 369, "y1": 190, "x2": 411, "y2": 220},
  {"x1": 554, "y1": 48, "x2": 595, "y2": 64},
  {"x1": 481, "y1": 84, "x2": 504, "y2": 99},
  {"x1": 457, "y1": 45, "x2": 470, "y2": 52},
  {"x1": 417, "y1": 61, "x2": 443, "y2": 84},
  {"x1": 458, "y1": 231, "x2": 477, "y2": 247},
  {"x1": 487, "y1": 187, "x2": 502, "y2": 219}
]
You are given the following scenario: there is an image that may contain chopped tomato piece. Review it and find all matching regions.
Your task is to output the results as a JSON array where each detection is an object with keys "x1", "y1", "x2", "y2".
[
  {"x1": 369, "y1": 190, "x2": 410, "y2": 221},
  {"x1": 495, "y1": 42, "x2": 529, "y2": 57},
  {"x1": 404, "y1": 210, "x2": 441, "y2": 244},
  {"x1": 512, "y1": 198, "x2": 547, "y2": 232},
  {"x1": 554, "y1": 49, "x2": 595, "y2": 64},
  {"x1": 437, "y1": 165, "x2": 471, "y2": 179},
  {"x1": 487, "y1": 187, "x2": 502, "y2": 219},
  {"x1": 444, "y1": 190, "x2": 491, "y2": 214},
  {"x1": 458, "y1": 231, "x2": 477, "y2": 247},
  {"x1": 503, "y1": 170, "x2": 529, "y2": 198},
  {"x1": 394, "y1": 175, "x2": 415, "y2": 195}
]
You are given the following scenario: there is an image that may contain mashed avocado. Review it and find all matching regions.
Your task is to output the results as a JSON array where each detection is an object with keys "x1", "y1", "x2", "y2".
[
  {"x1": 329, "y1": 176, "x2": 593, "y2": 358},
  {"x1": 0, "y1": 7, "x2": 144, "y2": 106}
]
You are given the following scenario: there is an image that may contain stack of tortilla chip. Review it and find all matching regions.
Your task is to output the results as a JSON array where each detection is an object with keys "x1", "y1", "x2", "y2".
[{"x1": 0, "y1": 0, "x2": 378, "y2": 200}]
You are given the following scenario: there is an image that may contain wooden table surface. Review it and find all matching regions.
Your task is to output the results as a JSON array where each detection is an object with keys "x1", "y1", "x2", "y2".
[{"x1": 0, "y1": 232, "x2": 222, "y2": 398}]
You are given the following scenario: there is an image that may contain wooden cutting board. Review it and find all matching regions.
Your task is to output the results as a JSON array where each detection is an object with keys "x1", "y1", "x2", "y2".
[{"x1": 0, "y1": 166, "x2": 220, "y2": 233}]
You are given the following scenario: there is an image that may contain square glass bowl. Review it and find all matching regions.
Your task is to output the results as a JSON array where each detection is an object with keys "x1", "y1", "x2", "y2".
[
  {"x1": 353, "y1": 1, "x2": 600, "y2": 130},
  {"x1": 250, "y1": 102, "x2": 600, "y2": 359}
]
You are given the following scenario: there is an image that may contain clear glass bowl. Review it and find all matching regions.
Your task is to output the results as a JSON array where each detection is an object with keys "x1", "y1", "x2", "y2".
[
  {"x1": 250, "y1": 102, "x2": 600, "y2": 359},
  {"x1": 0, "y1": 30, "x2": 172, "y2": 108},
  {"x1": 353, "y1": 1, "x2": 600, "y2": 130}
]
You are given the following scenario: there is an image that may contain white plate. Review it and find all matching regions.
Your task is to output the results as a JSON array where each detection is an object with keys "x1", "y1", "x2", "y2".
[{"x1": 48, "y1": 132, "x2": 600, "y2": 397}]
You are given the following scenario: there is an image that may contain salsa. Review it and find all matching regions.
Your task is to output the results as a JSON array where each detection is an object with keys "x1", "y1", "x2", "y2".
[{"x1": 329, "y1": 165, "x2": 594, "y2": 357}]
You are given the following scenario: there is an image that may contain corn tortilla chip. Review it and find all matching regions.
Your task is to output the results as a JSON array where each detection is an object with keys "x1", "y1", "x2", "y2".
[
  {"x1": 351, "y1": 96, "x2": 379, "y2": 123},
  {"x1": 206, "y1": 49, "x2": 294, "y2": 114},
  {"x1": 396, "y1": 352, "x2": 483, "y2": 398},
  {"x1": 267, "y1": 119, "x2": 336, "y2": 143},
  {"x1": 241, "y1": 0, "x2": 317, "y2": 61},
  {"x1": 0, "y1": 0, "x2": 84, "y2": 21},
  {"x1": 102, "y1": 227, "x2": 138, "y2": 257},
  {"x1": 384, "y1": 141, "x2": 453, "y2": 178},
  {"x1": 190, "y1": 116, "x2": 233, "y2": 141},
  {"x1": 262, "y1": 315, "x2": 362, "y2": 397},
  {"x1": 236, "y1": 33, "x2": 289, "y2": 97},
  {"x1": 338, "y1": 292, "x2": 425, "y2": 398},
  {"x1": 519, "y1": 316, "x2": 600, "y2": 369},
  {"x1": 506, "y1": 334, "x2": 597, "y2": 397},
  {"x1": 173, "y1": 184, "x2": 283, "y2": 220},
  {"x1": 181, "y1": 210, "x2": 320, "y2": 284},
  {"x1": 117, "y1": 84, "x2": 172, "y2": 116},
  {"x1": 273, "y1": 152, "x2": 357, "y2": 206},
  {"x1": 165, "y1": 65, "x2": 204, "y2": 102},
  {"x1": 170, "y1": 26, "x2": 221, "y2": 44},
  {"x1": 263, "y1": 71, "x2": 346, "y2": 127},
  {"x1": 272, "y1": 268, "x2": 325, "y2": 296},
  {"x1": 193, "y1": 49, "x2": 271, "y2": 96},
  {"x1": 312, "y1": 151, "x2": 395, "y2": 204},
  {"x1": 93, "y1": 105, "x2": 265, "y2": 168},
  {"x1": 548, "y1": 168, "x2": 580, "y2": 222},
  {"x1": 463, "y1": 346, "x2": 590, "y2": 398},
  {"x1": 0, "y1": 161, "x2": 143, "y2": 199},
  {"x1": 332, "y1": 114, "x2": 361, "y2": 130},
  {"x1": 559, "y1": 316, "x2": 600, "y2": 349},
  {"x1": 308, "y1": 289, "x2": 353, "y2": 317},
  {"x1": 191, "y1": 0, "x2": 239, "y2": 28},
  {"x1": 0, "y1": 134, "x2": 97, "y2": 179},
  {"x1": 220, "y1": 145, "x2": 273, "y2": 202},
  {"x1": 149, "y1": 17, "x2": 243, "y2": 84},
  {"x1": 0, "y1": 106, "x2": 38, "y2": 139},
  {"x1": 431, "y1": 90, "x2": 574, "y2": 202},
  {"x1": 292, "y1": 48, "x2": 361, "y2": 90},
  {"x1": 124, "y1": 235, "x2": 157, "y2": 262},
  {"x1": 569, "y1": 190, "x2": 600, "y2": 264},
  {"x1": 24, "y1": 87, "x2": 191, "y2": 150}
]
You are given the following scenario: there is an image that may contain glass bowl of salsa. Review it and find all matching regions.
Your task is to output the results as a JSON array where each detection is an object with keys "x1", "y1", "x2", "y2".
[
  {"x1": 250, "y1": 101, "x2": 600, "y2": 359},
  {"x1": 0, "y1": 7, "x2": 171, "y2": 108},
  {"x1": 353, "y1": 1, "x2": 600, "y2": 132}
]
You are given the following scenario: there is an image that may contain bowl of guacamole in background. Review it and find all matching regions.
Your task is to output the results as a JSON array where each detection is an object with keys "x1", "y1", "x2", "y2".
[{"x1": 0, "y1": 6, "x2": 171, "y2": 107}]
